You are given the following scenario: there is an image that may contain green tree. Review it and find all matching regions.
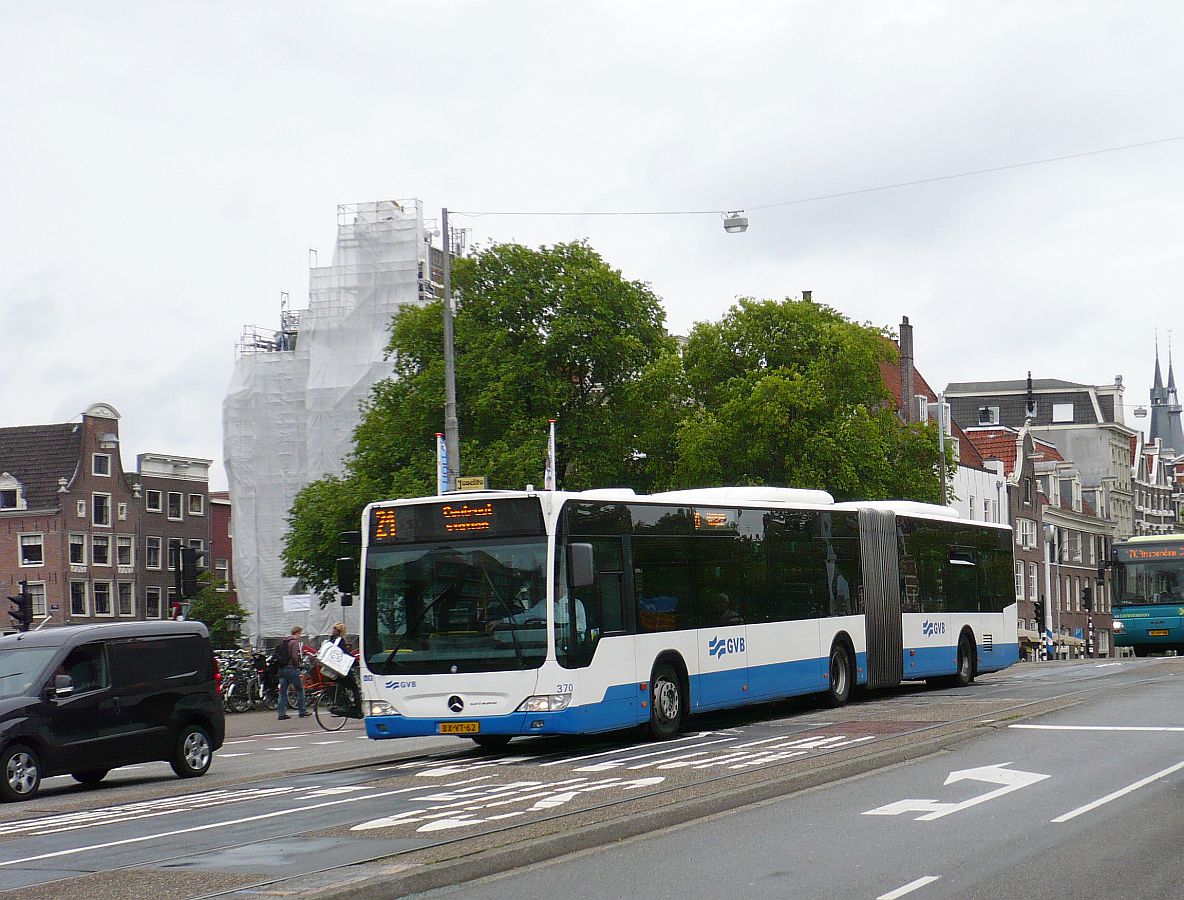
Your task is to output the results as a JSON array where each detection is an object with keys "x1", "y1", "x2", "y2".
[
  {"x1": 674, "y1": 297, "x2": 945, "y2": 502},
  {"x1": 283, "y1": 241, "x2": 681, "y2": 596},
  {"x1": 185, "y1": 578, "x2": 249, "y2": 649}
]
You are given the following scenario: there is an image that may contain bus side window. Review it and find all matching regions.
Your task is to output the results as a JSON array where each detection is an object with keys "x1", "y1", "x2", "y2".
[{"x1": 597, "y1": 573, "x2": 626, "y2": 634}]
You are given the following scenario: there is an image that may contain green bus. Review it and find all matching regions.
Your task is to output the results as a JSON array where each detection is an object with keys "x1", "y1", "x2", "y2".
[{"x1": 1112, "y1": 534, "x2": 1184, "y2": 656}]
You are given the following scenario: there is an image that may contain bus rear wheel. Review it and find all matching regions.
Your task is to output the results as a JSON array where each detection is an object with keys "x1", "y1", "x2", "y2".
[
  {"x1": 823, "y1": 643, "x2": 852, "y2": 707},
  {"x1": 647, "y1": 663, "x2": 684, "y2": 741}
]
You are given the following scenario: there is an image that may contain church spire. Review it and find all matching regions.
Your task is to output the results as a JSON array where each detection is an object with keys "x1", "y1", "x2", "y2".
[
  {"x1": 1169, "y1": 334, "x2": 1177, "y2": 394},
  {"x1": 1154, "y1": 330, "x2": 1165, "y2": 393}
]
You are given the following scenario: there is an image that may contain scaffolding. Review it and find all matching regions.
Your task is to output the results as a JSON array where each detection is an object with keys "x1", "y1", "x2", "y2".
[{"x1": 223, "y1": 199, "x2": 436, "y2": 641}]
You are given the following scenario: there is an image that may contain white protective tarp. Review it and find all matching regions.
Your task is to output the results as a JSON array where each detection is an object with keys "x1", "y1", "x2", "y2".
[{"x1": 223, "y1": 199, "x2": 429, "y2": 643}]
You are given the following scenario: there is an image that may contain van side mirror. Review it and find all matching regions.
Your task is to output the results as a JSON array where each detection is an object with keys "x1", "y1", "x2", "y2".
[
  {"x1": 568, "y1": 543, "x2": 596, "y2": 588},
  {"x1": 336, "y1": 556, "x2": 357, "y2": 601},
  {"x1": 53, "y1": 674, "x2": 74, "y2": 699}
]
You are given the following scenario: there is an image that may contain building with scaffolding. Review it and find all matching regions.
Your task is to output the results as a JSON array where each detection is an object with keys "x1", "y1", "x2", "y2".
[{"x1": 223, "y1": 199, "x2": 441, "y2": 642}]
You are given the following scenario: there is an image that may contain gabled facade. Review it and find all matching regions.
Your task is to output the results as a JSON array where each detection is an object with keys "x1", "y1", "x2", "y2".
[{"x1": 1130, "y1": 433, "x2": 1177, "y2": 536}]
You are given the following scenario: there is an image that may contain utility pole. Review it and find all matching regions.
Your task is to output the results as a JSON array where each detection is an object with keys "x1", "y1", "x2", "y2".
[
  {"x1": 937, "y1": 392, "x2": 947, "y2": 505},
  {"x1": 441, "y1": 207, "x2": 460, "y2": 491}
]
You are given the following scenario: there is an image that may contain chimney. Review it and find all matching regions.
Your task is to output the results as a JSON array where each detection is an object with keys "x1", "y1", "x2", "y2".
[
  {"x1": 899, "y1": 316, "x2": 915, "y2": 423},
  {"x1": 802, "y1": 290, "x2": 812, "y2": 302}
]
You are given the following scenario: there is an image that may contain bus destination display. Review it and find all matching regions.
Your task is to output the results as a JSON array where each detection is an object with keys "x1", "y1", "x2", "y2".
[
  {"x1": 369, "y1": 498, "x2": 545, "y2": 544},
  {"x1": 1114, "y1": 545, "x2": 1184, "y2": 562}
]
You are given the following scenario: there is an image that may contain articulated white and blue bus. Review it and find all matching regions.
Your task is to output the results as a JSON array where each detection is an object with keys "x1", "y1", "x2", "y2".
[{"x1": 354, "y1": 486, "x2": 1018, "y2": 747}]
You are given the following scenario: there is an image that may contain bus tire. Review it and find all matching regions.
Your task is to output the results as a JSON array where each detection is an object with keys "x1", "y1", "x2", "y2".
[
  {"x1": 954, "y1": 634, "x2": 975, "y2": 687},
  {"x1": 647, "y1": 663, "x2": 684, "y2": 741},
  {"x1": 823, "y1": 643, "x2": 852, "y2": 708},
  {"x1": 471, "y1": 735, "x2": 512, "y2": 751}
]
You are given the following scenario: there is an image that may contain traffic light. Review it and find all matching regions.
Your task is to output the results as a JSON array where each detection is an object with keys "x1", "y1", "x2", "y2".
[
  {"x1": 1033, "y1": 600, "x2": 1045, "y2": 631},
  {"x1": 8, "y1": 581, "x2": 33, "y2": 632},
  {"x1": 177, "y1": 548, "x2": 207, "y2": 599},
  {"x1": 1082, "y1": 585, "x2": 1093, "y2": 612}
]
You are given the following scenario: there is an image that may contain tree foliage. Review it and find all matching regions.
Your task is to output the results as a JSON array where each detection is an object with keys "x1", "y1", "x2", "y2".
[
  {"x1": 674, "y1": 297, "x2": 945, "y2": 502},
  {"x1": 186, "y1": 578, "x2": 248, "y2": 650}
]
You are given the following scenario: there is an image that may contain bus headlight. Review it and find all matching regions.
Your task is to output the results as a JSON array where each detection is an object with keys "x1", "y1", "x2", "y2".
[
  {"x1": 368, "y1": 700, "x2": 398, "y2": 716},
  {"x1": 1112, "y1": 620, "x2": 1125, "y2": 634},
  {"x1": 516, "y1": 693, "x2": 572, "y2": 713}
]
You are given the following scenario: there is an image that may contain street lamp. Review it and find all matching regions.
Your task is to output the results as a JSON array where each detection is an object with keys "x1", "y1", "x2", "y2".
[
  {"x1": 441, "y1": 207, "x2": 460, "y2": 492},
  {"x1": 722, "y1": 211, "x2": 749, "y2": 233}
]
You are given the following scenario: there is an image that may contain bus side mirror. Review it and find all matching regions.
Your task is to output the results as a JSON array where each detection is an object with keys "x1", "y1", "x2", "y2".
[
  {"x1": 336, "y1": 557, "x2": 357, "y2": 601},
  {"x1": 569, "y1": 543, "x2": 595, "y2": 588}
]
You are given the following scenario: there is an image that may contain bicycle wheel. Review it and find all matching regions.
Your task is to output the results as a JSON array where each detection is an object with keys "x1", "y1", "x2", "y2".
[
  {"x1": 226, "y1": 682, "x2": 250, "y2": 714},
  {"x1": 314, "y1": 684, "x2": 349, "y2": 732}
]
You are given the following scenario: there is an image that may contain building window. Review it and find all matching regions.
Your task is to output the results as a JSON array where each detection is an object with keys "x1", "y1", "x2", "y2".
[
  {"x1": 145, "y1": 490, "x2": 162, "y2": 512},
  {"x1": 1017, "y1": 518, "x2": 1037, "y2": 549},
  {"x1": 77, "y1": 500, "x2": 86, "y2": 518},
  {"x1": 92, "y1": 534, "x2": 111, "y2": 566},
  {"x1": 92, "y1": 453, "x2": 111, "y2": 476},
  {"x1": 117, "y1": 502, "x2": 128, "y2": 521},
  {"x1": 19, "y1": 534, "x2": 44, "y2": 566},
  {"x1": 70, "y1": 581, "x2": 88, "y2": 617},
  {"x1": 27, "y1": 582, "x2": 47, "y2": 618},
  {"x1": 167, "y1": 492, "x2": 183, "y2": 520},
  {"x1": 145, "y1": 586, "x2": 162, "y2": 619},
  {"x1": 93, "y1": 493, "x2": 111, "y2": 526},
  {"x1": 188, "y1": 538, "x2": 205, "y2": 552},
  {"x1": 1052, "y1": 403, "x2": 1074, "y2": 423},
  {"x1": 188, "y1": 494, "x2": 205, "y2": 516},
  {"x1": 146, "y1": 536, "x2": 162, "y2": 570},
  {"x1": 1029, "y1": 562, "x2": 1038, "y2": 601},
  {"x1": 116, "y1": 535, "x2": 134, "y2": 567},
  {"x1": 0, "y1": 487, "x2": 21, "y2": 509},
  {"x1": 69, "y1": 532, "x2": 87, "y2": 565},
  {"x1": 167, "y1": 537, "x2": 182, "y2": 571},
  {"x1": 117, "y1": 582, "x2": 134, "y2": 617},
  {"x1": 1015, "y1": 561, "x2": 1024, "y2": 601},
  {"x1": 215, "y1": 557, "x2": 229, "y2": 591},
  {"x1": 93, "y1": 582, "x2": 113, "y2": 616},
  {"x1": 1024, "y1": 478, "x2": 1033, "y2": 504}
]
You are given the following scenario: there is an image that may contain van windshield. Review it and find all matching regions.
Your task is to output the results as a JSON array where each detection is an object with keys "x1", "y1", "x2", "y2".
[{"x1": 0, "y1": 647, "x2": 57, "y2": 699}]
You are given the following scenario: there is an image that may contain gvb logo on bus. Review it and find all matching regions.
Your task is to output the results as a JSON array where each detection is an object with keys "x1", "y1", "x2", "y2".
[
  {"x1": 708, "y1": 636, "x2": 746, "y2": 658},
  {"x1": 922, "y1": 620, "x2": 947, "y2": 637}
]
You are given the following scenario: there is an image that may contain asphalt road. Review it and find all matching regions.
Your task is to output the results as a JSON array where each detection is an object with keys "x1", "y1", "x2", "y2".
[{"x1": 0, "y1": 657, "x2": 1179, "y2": 898}]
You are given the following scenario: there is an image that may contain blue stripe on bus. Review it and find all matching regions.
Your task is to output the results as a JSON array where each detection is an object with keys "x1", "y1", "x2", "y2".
[{"x1": 364, "y1": 642, "x2": 1021, "y2": 740}]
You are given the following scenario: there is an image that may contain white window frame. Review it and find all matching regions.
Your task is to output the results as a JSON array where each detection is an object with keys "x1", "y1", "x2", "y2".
[
  {"x1": 117, "y1": 581, "x2": 134, "y2": 617},
  {"x1": 69, "y1": 532, "x2": 87, "y2": 566},
  {"x1": 167, "y1": 537, "x2": 182, "y2": 571},
  {"x1": 92, "y1": 492, "x2": 111, "y2": 527},
  {"x1": 93, "y1": 581, "x2": 114, "y2": 617},
  {"x1": 188, "y1": 494, "x2": 205, "y2": 516},
  {"x1": 70, "y1": 580, "x2": 89, "y2": 617},
  {"x1": 116, "y1": 534, "x2": 134, "y2": 567},
  {"x1": 145, "y1": 489, "x2": 163, "y2": 513},
  {"x1": 1028, "y1": 562, "x2": 1038, "y2": 601},
  {"x1": 215, "y1": 557, "x2": 229, "y2": 591},
  {"x1": 26, "y1": 581, "x2": 47, "y2": 618},
  {"x1": 167, "y1": 492, "x2": 183, "y2": 521},
  {"x1": 76, "y1": 500, "x2": 86, "y2": 518},
  {"x1": 1052, "y1": 403, "x2": 1074, "y2": 423},
  {"x1": 92, "y1": 453, "x2": 111, "y2": 476},
  {"x1": 1014, "y1": 561, "x2": 1024, "y2": 601},
  {"x1": 146, "y1": 536, "x2": 162, "y2": 570},
  {"x1": 145, "y1": 585, "x2": 163, "y2": 619},
  {"x1": 18, "y1": 533, "x2": 44, "y2": 567},
  {"x1": 92, "y1": 534, "x2": 111, "y2": 567},
  {"x1": 117, "y1": 502, "x2": 128, "y2": 521}
]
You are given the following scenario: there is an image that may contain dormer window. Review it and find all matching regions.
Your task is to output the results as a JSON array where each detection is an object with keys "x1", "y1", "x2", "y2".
[
  {"x1": 0, "y1": 473, "x2": 25, "y2": 510},
  {"x1": 92, "y1": 453, "x2": 111, "y2": 476}
]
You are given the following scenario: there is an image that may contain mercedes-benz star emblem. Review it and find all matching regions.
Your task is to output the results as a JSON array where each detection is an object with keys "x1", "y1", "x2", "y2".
[{"x1": 447, "y1": 695, "x2": 465, "y2": 713}]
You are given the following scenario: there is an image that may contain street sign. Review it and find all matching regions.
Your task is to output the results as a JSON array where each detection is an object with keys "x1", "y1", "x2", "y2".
[
  {"x1": 456, "y1": 476, "x2": 488, "y2": 491},
  {"x1": 863, "y1": 762, "x2": 1049, "y2": 821}
]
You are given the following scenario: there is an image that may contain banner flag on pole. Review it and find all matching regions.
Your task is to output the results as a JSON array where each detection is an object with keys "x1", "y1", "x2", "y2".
[
  {"x1": 436, "y1": 432, "x2": 447, "y2": 495},
  {"x1": 544, "y1": 418, "x2": 557, "y2": 490}
]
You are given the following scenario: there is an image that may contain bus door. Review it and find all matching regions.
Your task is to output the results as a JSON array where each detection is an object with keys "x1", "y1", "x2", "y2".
[{"x1": 859, "y1": 507, "x2": 903, "y2": 689}]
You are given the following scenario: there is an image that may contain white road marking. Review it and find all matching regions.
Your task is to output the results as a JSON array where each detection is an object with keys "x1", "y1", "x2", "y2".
[
  {"x1": 312, "y1": 740, "x2": 344, "y2": 745},
  {"x1": 217, "y1": 753, "x2": 251, "y2": 758},
  {"x1": 222, "y1": 739, "x2": 258, "y2": 745},
  {"x1": 266, "y1": 746, "x2": 300, "y2": 751},
  {"x1": 0, "y1": 778, "x2": 494, "y2": 868},
  {"x1": 1052, "y1": 760, "x2": 1184, "y2": 823},
  {"x1": 878, "y1": 875, "x2": 940, "y2": 899},
  {"x1": 865, "y1": 763, "x2": 1048, "y2": 821},
  {"x1": 1011, "y1": 724, "x2": 1184, "y2": 732},
  {"x1": 572, "y1": 738, "x2": 736, "y2": 772}
]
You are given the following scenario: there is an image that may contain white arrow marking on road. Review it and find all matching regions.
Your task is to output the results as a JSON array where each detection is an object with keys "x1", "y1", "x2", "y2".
[{"x1": 864, "y1": 762, "x2": 1049, "y2": 821}]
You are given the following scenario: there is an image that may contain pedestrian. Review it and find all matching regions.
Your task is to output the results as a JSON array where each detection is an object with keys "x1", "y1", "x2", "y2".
[
  {"x1": 325, "y1": 622, "x2": 361, "y2": 716},
  {"x1": 277, "y1": 625, "x2": 309, "y2": 720}
]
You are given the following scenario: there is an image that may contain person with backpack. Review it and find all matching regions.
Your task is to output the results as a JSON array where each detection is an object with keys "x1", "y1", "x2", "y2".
[{"x1": 277, "y1": 625, "x2": 309, "y2": 720}]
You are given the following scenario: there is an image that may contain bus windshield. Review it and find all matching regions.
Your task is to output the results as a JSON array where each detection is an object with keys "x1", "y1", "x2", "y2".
[
  {"x1": 1114, "y1": 556, "x2": 1184, "y2": 605},
  {"x1": 363, "y1": 537, "x2": 550, "y2": 675}
]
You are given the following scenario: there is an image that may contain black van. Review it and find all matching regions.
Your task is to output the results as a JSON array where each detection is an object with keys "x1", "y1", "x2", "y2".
[{"x1": 0, "y1": 621, "x2": 225, "y2": 801}]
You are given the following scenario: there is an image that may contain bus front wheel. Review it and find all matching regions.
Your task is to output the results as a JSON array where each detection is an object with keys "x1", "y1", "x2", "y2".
[
  {"x1": 824, "y1": 643, "x2": 852, "y2": 707},
  {"x1": 647, "y1": 663, "x2": 684, "y2": 741}
]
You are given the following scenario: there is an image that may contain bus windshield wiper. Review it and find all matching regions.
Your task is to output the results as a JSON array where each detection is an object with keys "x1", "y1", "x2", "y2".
[
  {"x1": 483, "y1": 572, "x2": 527, "y2": 670},
  {"x1": 382, "y1": 584, "x2": 456, "y2": 668}
]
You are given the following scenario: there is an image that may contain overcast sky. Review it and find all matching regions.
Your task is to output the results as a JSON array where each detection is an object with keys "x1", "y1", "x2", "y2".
[{"x1": 4, "y1": 2, "x2": 1182, "y2": 491}]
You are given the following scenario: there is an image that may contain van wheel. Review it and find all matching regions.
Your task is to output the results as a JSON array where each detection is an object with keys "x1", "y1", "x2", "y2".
[
  {"x1": 71, "y1": 769, "x2": 109, "y2": 785},
  {"x1": 1, "y1": 744, "x2": 41, "y2": 801},
  {"x1": 171, "y1": 724, "x2": 213, "y2": 778},
  {"x1": 647, "y1": 663, "x2": 684, "y2": 741}
]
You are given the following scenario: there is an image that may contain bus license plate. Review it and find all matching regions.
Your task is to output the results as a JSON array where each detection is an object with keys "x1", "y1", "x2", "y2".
[
  {"x1": 438, "y1": 721, "x2": 480, "y2": 734},
  {"x1": 1149, "y1": 629, "x2": 1170, "y2": 637}
]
